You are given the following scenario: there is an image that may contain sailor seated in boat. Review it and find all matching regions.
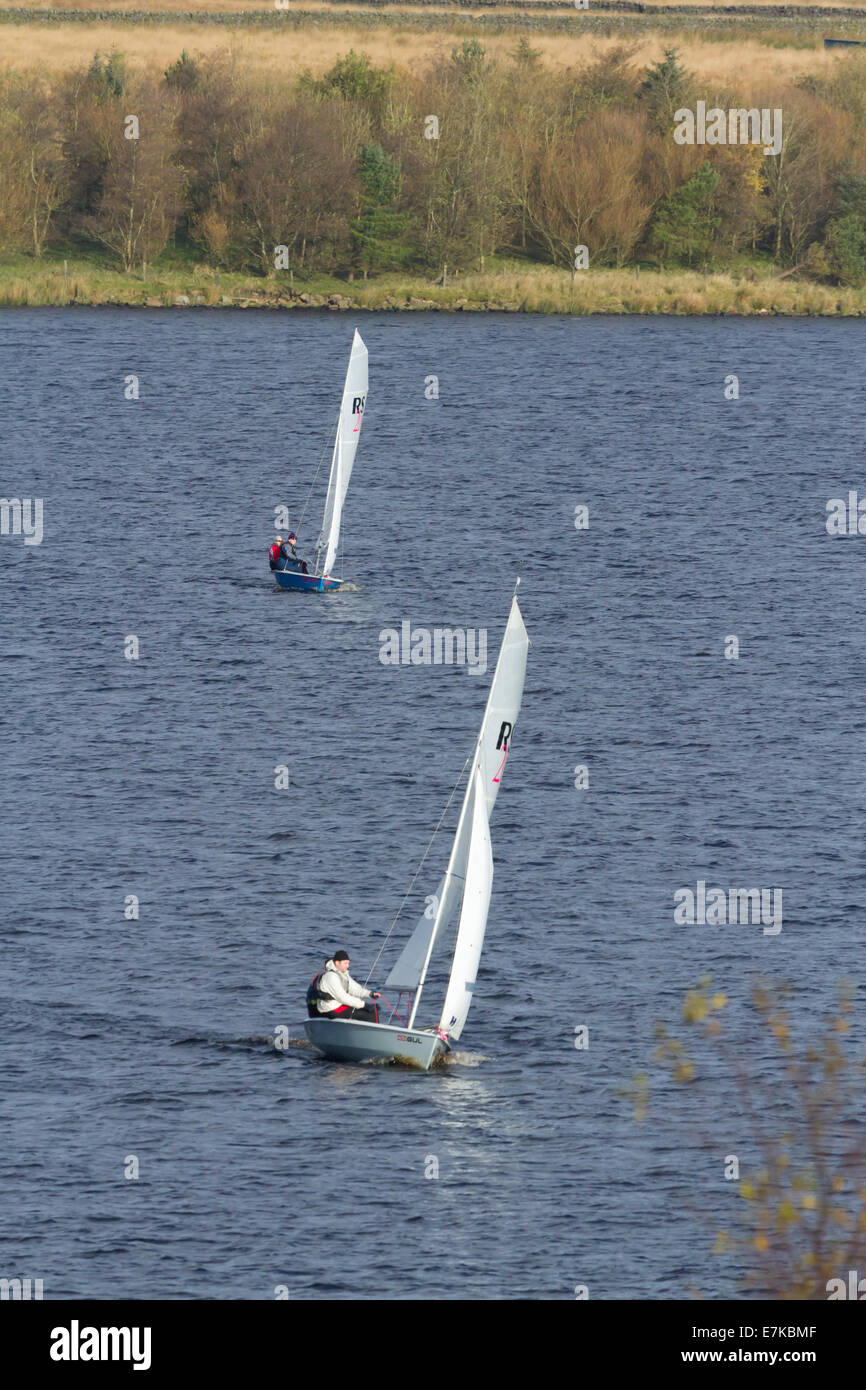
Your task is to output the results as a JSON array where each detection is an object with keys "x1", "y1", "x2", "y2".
[
  {"x1": 313, "y1": 951, "x2": 380, "y2": 1023},
  {"x1": 268, "y1": 536, "x2": 282, "y2": 570},
  {"x1": 279, "y1": 532, "x2": 309, "y2": 574}
]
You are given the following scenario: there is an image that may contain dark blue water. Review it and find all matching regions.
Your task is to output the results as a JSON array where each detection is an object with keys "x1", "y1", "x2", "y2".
[{"x1": 1, "y1": 308, "x2": 864, "y2": 1300}]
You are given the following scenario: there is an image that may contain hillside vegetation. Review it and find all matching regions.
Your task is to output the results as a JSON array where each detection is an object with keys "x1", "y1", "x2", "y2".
[{"x1": 2, "y1": 39, "x2": 866, "y2": 309}]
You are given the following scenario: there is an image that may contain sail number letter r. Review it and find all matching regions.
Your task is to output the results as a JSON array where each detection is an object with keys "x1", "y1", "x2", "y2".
[{"x1": 492, "y1": 721, "x2": 512, "y2": 785}]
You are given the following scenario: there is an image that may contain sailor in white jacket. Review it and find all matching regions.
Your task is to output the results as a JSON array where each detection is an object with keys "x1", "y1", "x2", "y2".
[{"x1": 317, "y1": 951, "x2": 380, "y2": 1023}]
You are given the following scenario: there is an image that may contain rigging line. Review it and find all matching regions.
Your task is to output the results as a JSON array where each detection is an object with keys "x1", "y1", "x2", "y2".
[
  {"x1": 296, "y1": 459, "x2": 323, "y2": 537},
  {"x1": 296, "y1": 447, "x2": 325, "y2": 533},
  {"x1": 297, "y1": 409, "x2": 339, "y2": 534},
  {"x1": 364, "y1": 754, "x2": 471, "y2": 987}
]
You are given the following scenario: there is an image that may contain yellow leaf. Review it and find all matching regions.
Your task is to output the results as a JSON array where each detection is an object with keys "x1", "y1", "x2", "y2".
[{"x1": 683, "y1": 992, "x2": 708, "y2": 1023}]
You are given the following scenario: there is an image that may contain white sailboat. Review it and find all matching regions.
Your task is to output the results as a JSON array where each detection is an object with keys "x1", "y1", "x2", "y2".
[
  {"x1": 272, "y1": 329, "x2": 367, "y2": 592},
  {"x1": 303, "y1": 592, "x2": 529, "y2": 1068}
]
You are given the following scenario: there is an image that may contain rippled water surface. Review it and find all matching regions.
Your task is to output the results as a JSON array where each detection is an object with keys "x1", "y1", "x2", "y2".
[{"x1": 1, "y1": 308, "x2": 864, "y2": 1299}]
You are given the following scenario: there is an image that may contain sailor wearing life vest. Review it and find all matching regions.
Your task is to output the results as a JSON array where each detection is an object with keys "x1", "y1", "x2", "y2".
[
  {"x1": 268, "y1": 536, "x2": 282, "y2": 570},
  {"x1": 280, "y1": 532, "x2": 309, "y2": 574},
  {"x1": 308, "y1": 951, "x2": 380, "y2": 1023}
]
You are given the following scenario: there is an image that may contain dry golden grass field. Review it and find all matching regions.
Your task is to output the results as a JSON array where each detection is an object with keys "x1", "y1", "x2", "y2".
[
  {"x1": 5, "y1": 0, "x2": 866, "y2": 10},
  {"x1": 0, "y1": 22, "x2": 859, "y2": 87},
  {"x1": 3, "y1": 0, "x2": 864, "y2": 83}
]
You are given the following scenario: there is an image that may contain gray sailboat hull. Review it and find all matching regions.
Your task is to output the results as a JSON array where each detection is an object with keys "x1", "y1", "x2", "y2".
[{"x1": 303, "y1": 1017, "x2": 447, "y2": 1070}]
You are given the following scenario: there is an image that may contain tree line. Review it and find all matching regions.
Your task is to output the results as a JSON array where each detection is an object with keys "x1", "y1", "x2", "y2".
[{"x1": 1, "y1": 41, "x2": 865, "y2": 284}]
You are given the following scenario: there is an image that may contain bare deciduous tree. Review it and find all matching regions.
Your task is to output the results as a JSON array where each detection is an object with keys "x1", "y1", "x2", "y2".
[
  {"x1": 85, "y1": 79, "x2": 185, "y2": 273},
  {"x1": 528, "y1": 111, "x2": 653, "y2": 271}
]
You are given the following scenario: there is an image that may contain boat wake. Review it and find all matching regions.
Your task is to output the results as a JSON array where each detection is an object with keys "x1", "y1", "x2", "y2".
[
  {"x1": 443, "y1": 1049, "x2": 487, "y2": 1067},
  {"x1": 178, "y1": 1034, "x2": 481, "y2": 1062},
  {"x1": 300, "y1": 1046, "x2": 486, "y2": 1070},
  {"x1": 172, "y1": 1033, "x2": 317, "y2": 1054}
]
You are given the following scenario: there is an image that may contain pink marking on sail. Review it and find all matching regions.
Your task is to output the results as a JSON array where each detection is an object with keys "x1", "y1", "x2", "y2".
[{"x1": 492, "y1": 745, "x2": 508, "y2": 784}]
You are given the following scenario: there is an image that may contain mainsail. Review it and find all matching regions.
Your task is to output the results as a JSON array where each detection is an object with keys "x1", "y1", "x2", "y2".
[
  {"x1": 319, "y1": 329, "x2": 367, "y2": 577},
  {"x1": 395, "y1": 595, "x2": 529, "y2": 1027}
]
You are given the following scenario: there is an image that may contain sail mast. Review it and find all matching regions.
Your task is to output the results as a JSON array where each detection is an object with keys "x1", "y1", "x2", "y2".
[
  {"x1": 315, "y1": 409, "x2": 342, "y2": 577},
  {"x1": 317, "y1": 434, "x2": 343, "y2": 583}
]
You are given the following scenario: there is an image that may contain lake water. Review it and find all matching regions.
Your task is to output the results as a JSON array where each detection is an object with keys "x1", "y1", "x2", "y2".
[{"x1": 1, "y1": 307, "x2": 864, "y2": 1299}]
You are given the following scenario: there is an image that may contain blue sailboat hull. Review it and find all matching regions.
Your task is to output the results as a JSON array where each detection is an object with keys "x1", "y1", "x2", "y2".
[{"x1": 272, "y1": 567, "x2": 342, "y2": 593}]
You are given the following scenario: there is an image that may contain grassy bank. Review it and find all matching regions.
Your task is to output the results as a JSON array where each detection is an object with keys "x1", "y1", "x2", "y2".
[{"x1": 2, "y1": 257, "x2": 863, "y2": 314}]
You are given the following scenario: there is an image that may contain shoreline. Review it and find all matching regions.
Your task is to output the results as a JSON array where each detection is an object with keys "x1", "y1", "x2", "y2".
[{"x1": 2, "y1": 266, "x2": 864, "y2": 315}]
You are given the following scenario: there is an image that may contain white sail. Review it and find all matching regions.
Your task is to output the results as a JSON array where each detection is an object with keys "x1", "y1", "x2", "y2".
[
  {"x1": 404, "y1": 594, "x2": 529, "y2": 1026},
  {"x1": 437, "y1": 768, "x2": 493, "y2": 1041},
  {"x1": 320, "y1": 329, "x2": 367, "y2": 576},
  {"x1": 477, "y1": 595, "x2": 529, "y2": 817},
  {"x1": 388, "y1": 812, "x2": 475, "y2": 998},
  {"x1": 385, "y1": 874, "x2": 447, "y2": 991}
]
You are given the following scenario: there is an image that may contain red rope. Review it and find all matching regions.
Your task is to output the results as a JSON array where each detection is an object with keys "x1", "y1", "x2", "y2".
[{"x1": 377, "y1": 993, "x2": 408, "y2": 1026}]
